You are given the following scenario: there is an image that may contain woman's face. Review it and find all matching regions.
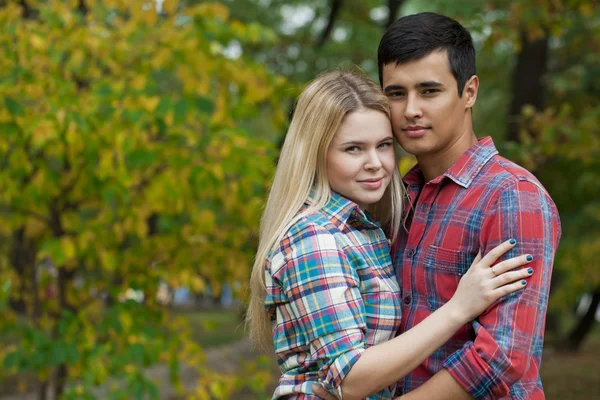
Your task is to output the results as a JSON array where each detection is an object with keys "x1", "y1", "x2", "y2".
[{"x1": 326, "y1": 109, "x2": 396, "y2": 208}]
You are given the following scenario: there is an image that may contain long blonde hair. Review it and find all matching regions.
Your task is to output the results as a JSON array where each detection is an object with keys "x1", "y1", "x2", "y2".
[{"x1": 247, "y1": 71, "x2": 404, "y2": 350}]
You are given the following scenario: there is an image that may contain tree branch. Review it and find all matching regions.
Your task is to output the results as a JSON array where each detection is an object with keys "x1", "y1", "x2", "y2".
[
  {"x1": 386, "y1": 0, "x2": 405, "y2": 28},
  {"x1": 0, "y1": 204, "x2": 51, "y2": 225},
  {"x1": 317, "y1": 0, "x2": 343, "y2": 48}
]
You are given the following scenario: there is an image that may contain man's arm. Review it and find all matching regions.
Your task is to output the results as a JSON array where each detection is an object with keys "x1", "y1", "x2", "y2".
[
  {"x1": 398, "y1": 369, "x2": 471, "y2": 400},
  {"x1": 413, "y1": 180, "x2": 560, "y2": 399}
]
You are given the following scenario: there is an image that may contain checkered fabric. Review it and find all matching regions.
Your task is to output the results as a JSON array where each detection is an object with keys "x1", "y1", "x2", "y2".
[
  {"x1": 393, "y1": 137, "x2": 561, "y2": 399},
  {"x1": 265, "y1": 191, "x2": 402, "y2": 399}
]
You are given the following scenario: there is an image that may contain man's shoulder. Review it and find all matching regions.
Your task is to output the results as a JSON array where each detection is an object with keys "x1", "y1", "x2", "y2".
[{"x1": 478, "y1": 154, "x2": 551, "y2": 196}]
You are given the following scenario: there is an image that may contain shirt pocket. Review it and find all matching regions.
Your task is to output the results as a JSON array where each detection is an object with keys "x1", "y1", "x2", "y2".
[{"x1": 422, "y1": 245, "x2": 476, "y2": 308}]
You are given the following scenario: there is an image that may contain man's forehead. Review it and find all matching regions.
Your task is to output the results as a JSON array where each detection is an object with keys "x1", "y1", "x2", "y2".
[{"x1": 381, "y1": 51, "x2": 453, "y2": 84}]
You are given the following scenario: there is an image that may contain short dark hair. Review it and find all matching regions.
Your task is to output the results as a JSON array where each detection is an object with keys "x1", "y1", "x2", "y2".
[{"x1": 377, "y1": 12, "x2": 476, "y2": 96}]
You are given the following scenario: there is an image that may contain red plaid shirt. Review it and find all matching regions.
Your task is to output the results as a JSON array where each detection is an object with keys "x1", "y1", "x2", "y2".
[{"x1": 392, "y1": 137, "x2": 561, "y2": 399}]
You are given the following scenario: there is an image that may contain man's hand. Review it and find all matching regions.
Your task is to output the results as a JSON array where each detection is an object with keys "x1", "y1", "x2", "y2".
[{"x1": 311, "y1": 383, "x2": 337, "y2": 400}]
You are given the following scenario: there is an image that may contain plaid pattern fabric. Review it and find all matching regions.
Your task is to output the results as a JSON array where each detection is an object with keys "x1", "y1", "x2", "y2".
[
  {"x1": 392, "y1": 137, "x2": 561, "y2": 399},
  {"x1": 265, "y1": 191, "x2": 402, "y2": 399}
]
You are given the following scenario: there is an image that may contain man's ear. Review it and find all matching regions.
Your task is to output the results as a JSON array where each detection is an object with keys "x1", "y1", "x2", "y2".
[{"x1": 463, "y1": 75, "x2": 479, "y2": 109}]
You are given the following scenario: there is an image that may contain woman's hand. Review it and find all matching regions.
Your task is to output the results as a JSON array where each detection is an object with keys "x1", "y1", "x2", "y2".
[{"x1": 447, "y1": 239, "x2": 533, "y2": 323}]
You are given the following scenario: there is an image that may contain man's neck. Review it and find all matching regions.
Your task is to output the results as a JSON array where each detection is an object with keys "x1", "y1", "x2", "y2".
[{"x1": 418, "y1": 132, "x2": 478, "y2": 182}]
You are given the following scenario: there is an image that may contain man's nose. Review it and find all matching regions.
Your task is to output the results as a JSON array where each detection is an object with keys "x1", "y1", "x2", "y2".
[{"x1": 404, "y1": 93, "x2": 423, "y2": 119}]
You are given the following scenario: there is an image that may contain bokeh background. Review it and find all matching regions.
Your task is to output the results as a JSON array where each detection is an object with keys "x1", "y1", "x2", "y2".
[{"x1": 0, "y1": 0, "x2": 598, "y2": 399}]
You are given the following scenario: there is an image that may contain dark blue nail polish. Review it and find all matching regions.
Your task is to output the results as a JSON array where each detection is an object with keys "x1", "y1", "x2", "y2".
[
  {"x1": 526, "y1": 255, "x2": 533, "y2": 262},
  {"x1": 521, "y1": 280, "x2": 527, "y2": 285},
  {"x1": 509, "y1": 239, "x2": 516, "y2": 245},
  {"x1": 527, "y1": 268, "x2": 533, "y2": 274}
]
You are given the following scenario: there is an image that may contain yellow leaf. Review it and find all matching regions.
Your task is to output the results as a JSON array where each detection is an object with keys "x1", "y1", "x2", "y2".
[
  {"x1": 139, "y1": 96, "x2": 160, "y2": 112},
  {"x1": 190, "y1": 276, "x2": 206, "y2": 293},
  {"x1": 162, "y1": 0, "x2": 179, "y2": 14},
  {"x1": 398, "y1": 155, "x2": 417, "y2": 176},
  {"x1": 61, "y1": 237, "x2": 77, "y2": 260},
  {"x1": 30, "y1": 34, "x2": 47, "y2": 51},
  {"x1": 100, "y1": 250, "x2": 117, "y2": 271},
  {"x1": 195, "y1": 3, "x2": 229, "y2": 21},
  {"x1": 119, "y1": 311, "x2": 133, "y2": 332}
]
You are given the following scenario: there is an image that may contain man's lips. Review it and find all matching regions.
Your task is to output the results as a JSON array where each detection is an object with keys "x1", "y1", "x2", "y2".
[{"x1": 402, "y1": 125, "x2": 430, "y2": 138}]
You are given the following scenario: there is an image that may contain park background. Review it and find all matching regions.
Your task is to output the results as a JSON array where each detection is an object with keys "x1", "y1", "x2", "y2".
[{"x1": 0, "y1": 0, "x2": 598, "y2": 398}]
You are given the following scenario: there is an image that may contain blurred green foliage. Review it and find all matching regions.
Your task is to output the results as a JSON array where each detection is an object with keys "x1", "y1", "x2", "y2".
[{"x1": 0, "y1": 0, "x2": 598, "y2": 398}]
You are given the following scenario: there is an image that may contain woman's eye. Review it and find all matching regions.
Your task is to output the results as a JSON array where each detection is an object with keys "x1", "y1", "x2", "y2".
[
  {"x1": 346, "y1": 146, "x2": 360, "y2": 153},
  {"x1": 379, "y1": 142, "x2": 392, "y2": 149}
]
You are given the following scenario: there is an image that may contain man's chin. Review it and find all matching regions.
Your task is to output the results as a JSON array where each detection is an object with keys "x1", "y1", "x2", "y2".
[{"x1": 398, "y1": 142, "x2": 434, "y2": 157}]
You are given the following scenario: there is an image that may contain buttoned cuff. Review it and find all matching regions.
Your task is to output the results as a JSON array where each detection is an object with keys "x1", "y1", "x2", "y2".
[
  {"x1": 310, "y1": 329, "x2": 366, "y2": 399},
  {"x1": 443, "y1": 341, "x2": 510, "y2": 399}
]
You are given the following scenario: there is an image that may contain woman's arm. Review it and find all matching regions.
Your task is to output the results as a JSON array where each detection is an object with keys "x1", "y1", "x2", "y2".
[{"x1": 313, "y1": 239, "x2": 533, "y2": 400}]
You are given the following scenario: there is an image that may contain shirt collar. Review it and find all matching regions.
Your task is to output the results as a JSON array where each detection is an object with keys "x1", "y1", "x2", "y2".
[
  {"x1": 403, "y1": 136, "x2": 498, "y2": 189},
  {"x1": 306, "y1": 189, "x2": 372, "y2": 226}
]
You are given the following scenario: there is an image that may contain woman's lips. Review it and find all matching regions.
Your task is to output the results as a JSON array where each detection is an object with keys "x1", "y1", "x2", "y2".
[{"x1": 358, "y1": 178, "x2": 383, "y2": 189}]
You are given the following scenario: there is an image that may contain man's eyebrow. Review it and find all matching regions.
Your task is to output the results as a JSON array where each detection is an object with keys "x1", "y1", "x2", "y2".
[
  {"x1": 417, "y1": 81, "x2": 444, "y2": 88},
  {"x1": 384, "y1": 81, "x2": 444, "y2": 93},
  {"x1": 383, "y1": 84, "x2": 405, "y2": 93}
]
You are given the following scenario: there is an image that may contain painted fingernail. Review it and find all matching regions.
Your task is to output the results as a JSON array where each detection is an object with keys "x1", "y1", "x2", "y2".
[
  {"x1": 526, "y1": 255, "x2": 533, "y2": 262},
  {"x1": 521, "y1": 280, "x2": 527, "y2": 285},
  {"x1": 527, "y1": 268, "x2": 534, "y2": 274},
  {"x1": 509, "y1": 239, "x2": 516, "y2": 245}
]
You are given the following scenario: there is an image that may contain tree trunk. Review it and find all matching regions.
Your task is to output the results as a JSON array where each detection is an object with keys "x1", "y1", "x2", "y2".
[
  {"x1": 54, "y1": 364, "x2": 68, "y2": 399},
  {"x1": 563, "y1": 288, "x2": 600, "y2": 351},
  {"x1": 8, "y1": 227, "x2": 29, "y2": 313},
  {"x1": 317, "y1": 0, "x2": 343, "y2": 47},
  {"x1": 506, "y1": 31, "x2": 549, "y2": 142},
  {"x1": 386, "y1": 0, "x2": 405, "y2": 28},
  {"x1": 37, "y1": 381, "x2": 48, "y2": 400}
]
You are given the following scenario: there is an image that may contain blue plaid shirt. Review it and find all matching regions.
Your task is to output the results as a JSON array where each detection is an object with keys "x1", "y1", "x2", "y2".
[{"x1": 265, "y1": 192, "x2": 402, "y2": 399}]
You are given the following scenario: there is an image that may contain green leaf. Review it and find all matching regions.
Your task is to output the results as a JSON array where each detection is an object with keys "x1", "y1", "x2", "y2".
[
  {"x1": 3, "y1": 351, "x2": 20, "y2": 370},
  {"x1": 4, "y1": 97, "x2": 24, "y2": 117},
  {"x1": 0, "y1": 122, "x2": 19, "y2": 137},
  {"x1": 173, "y1": 99, "x2": 189, "y2": 125},
  {"x1": 126, "y1": 149, "x2": 155, "y2": 169},
  {"x1": 195, "y1": 96, "x2": 214, "y2": 114}
]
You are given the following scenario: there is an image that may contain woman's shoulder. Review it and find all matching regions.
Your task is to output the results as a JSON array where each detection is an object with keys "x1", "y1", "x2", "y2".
[
  {"x1": 270, "y1": 210, "x2": 342, "y2": 261},
  {"x1": 268, "y1": 211, "x2": 347, "y2": 280},
  {"x1": 283, "y1": 211, "x2": 339, "y2": 247}
]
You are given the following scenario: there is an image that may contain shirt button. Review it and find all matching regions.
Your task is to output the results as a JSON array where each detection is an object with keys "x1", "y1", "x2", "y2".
[
  {"x1": 403, "y1": 295, "x2": 412, "y2": 305},
  {"x1": 406, "y1": 249, "x2": 415, "y2": 258}
]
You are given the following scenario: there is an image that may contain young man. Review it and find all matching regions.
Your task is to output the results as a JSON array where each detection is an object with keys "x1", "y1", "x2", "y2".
[
  {"x1": 313, "y1": 12, "x2": 560, "y2": 400},
  {"x1": 378, "y1": 12, "x2": 561, "y2": 399}
]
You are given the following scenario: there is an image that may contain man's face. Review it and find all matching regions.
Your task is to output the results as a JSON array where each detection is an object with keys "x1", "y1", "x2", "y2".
[{"x1": 382, "y1": 50, "x2": 475, "y2": 158}]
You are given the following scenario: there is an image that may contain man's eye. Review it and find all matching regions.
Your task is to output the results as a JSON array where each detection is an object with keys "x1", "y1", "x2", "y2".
[
  {"x1": 388, "y1": 92, "x2": 405, "y2": 97},
  {"x1": 423, "y1": 89, "x2": 440, "y2": 95}
]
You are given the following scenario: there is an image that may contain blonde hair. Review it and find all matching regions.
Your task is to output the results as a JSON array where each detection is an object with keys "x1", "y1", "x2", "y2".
[{"x1": 247, "y1": 71, "x2": 404, "y2": 350}]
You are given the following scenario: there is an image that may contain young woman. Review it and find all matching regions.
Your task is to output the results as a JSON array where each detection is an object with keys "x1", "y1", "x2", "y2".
[{"x1": 247, "y1": 71, "x2": 533, "y2": 400}]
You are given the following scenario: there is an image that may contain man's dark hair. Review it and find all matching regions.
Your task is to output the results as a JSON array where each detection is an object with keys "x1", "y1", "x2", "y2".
[{"x1": 377, "y1": 12, "x2": 476, "y2": 96}]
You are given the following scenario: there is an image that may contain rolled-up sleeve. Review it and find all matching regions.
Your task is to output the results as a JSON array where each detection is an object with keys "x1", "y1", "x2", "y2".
[
  {"x1": 273, "y1": 223, "x2": 367, "y2": 397},
  {"x1": 443, "y1": 180, "x2": 561, "y2": 399}
]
